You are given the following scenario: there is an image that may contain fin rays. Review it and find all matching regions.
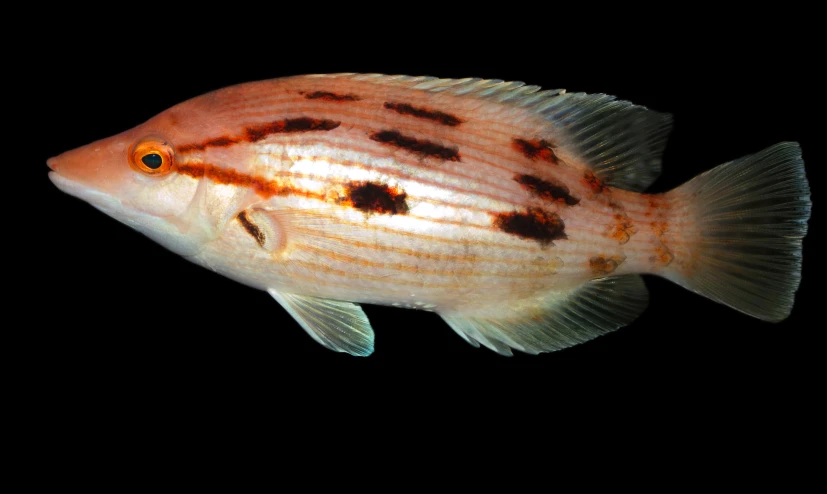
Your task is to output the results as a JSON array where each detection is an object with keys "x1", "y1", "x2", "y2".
[{"x1": 441, "y1": 275, "x2": 649, "y2": 356}]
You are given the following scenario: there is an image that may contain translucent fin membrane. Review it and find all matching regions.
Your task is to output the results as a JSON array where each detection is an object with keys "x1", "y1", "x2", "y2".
[
  {"x1": 537, "y1": 92, "x2": 672, "y2": 191},
  {"x1": 268, "y1": 290, "x2": 375, "y2": 356},
  {"x1": 441, "y1": 275, "x2": 649, "y2": 356},
  {"x1": 671, "y1": 142, "x2": 811, "y2": 322}
]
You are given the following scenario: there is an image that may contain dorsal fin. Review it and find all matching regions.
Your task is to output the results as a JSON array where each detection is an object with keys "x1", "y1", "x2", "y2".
[{"x1": 306, "y1": 74, "x2": 673, "y2": 191}]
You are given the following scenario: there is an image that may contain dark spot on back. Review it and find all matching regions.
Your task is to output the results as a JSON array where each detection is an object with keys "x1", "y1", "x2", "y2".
[
  {"x1": 383, "y1": 102, "x2": 464, "y2": 127},
  {"x1": 237, "y1": 211, "x2": 266, "y2": 247},
  {"x1": 346, "y1": 181, "x2": 409, "y2": 215},
  {"x1": 206, "y1": 136, "x2": 239, "y2": 147},
  {"x1": 303, "y1": 91, "x2": 361, "y2": 102},
  {"x1": 370, "y1": 130, "x2": 460, "y2": 162},
  {"x1": 245, "y1": 118, "x2": 341, "y2": 142},
  {"x1": 493, "y1": 208, "x2": 567, "y2": 246},
  {"x1": 513, "y1": 138, "x2": 560, "y2": 164},
  {"x1": 178, "y1": 118, "x2": 341, "y2": 153},
  {"x1": 515, "y1": 174, "x2": 580, "y2": 206}
]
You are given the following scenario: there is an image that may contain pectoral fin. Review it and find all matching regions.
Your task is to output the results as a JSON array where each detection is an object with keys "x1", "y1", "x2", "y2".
[{"x1": 268, "y1": 290, "x2": 375, "y2": 357}]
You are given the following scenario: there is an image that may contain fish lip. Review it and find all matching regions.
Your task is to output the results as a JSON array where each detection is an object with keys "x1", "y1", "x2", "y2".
[
  {"x1": 48, "y1": 171, "x2": 119, "y2": 211},
  {"x1": 47, "y1": 157, "x2": 58, "y2": 171}
]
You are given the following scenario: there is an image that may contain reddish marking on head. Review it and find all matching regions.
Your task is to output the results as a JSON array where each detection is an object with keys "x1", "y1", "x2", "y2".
[
  {"x1": 177, "y1": 118, "x2": 341, "y2": 153},
  {"x1": 370, "y1": 130, "x2": 461, "y2": 162},
  {"x1": 590, "y1": 256, "x2": 623, "y2": 276},
  {"x1": 344, "y1": 181, "x2": 409, "y2": 215},
  {"x1": 303, "y1": 91, "x2": 361, "y2": 102},
  {"x1": 177, "y1": 163, "x2": 295, "y2": 198},
  {"x1": 177, "y1": 143, "x2": 206, "y2": 153},
  {"x1": 493, "y1": 208, "x2": 567, "y2": 246},
  {"x1": 383, "y1": 102, "x2": 464, "y2": 127},
  {"x1": 609, "y1": 214, "x2": 637, "y2": 245},
  {"x1": 237, "y1": 211, "x2": 266, "y2": 247},
  {"x1": 514, "y1": 174, "x2": 580, "y2": 206},
  {"x1": 583, "y1": 171, "x2": 608, "y2": 193},
  {"x1": 512, "y1": 138, "x2": 560, "y2": 164},
  {"x1": 176, "y1": 164, "x2": 410, "y2": 216}
]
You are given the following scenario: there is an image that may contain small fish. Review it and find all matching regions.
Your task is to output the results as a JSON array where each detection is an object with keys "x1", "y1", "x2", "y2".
[{"x1": 47, "y1": 74, "x2": 812, "y2": 357}]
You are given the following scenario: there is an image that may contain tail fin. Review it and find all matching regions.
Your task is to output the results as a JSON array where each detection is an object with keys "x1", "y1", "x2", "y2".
[{"x1": 670, "y1": 142, "x2": 811, "y2": 321}]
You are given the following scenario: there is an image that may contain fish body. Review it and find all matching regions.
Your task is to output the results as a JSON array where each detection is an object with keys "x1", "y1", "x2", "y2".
[{"x1": 47, "y1": 74, "x2": 811, "y2": 356}]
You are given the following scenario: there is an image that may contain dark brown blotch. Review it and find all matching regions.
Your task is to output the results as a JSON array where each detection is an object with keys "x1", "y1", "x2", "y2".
[
  {"x1": 515, "y1": 174, "x2": 580, "y2": 206},
  {"x1": 493, "y1": 208, "x2": 567, "y2": 246},
  {"x1": 178, "y1": 118, "x2": 341, "y2": 153},
  {"x1": 303, "y1": 91, "x2": 361, "y2": 102},
  {"x1": 383, "y1": 102, "x2": 464, "y2": 127},
  {"x1": 206, "y1": 136, "x2": 239, "y2": 148},
  {"x1": 512, "y1": 138, "x2": 560, "y2": 165},
  {"x1": 245, "y1": 118, "x2": 341, "y2": 142},
  {"x1": 178, "y1": 136, "x2": 238, "y2": 153},
  {"x1": 370, "y1": 130, "x2": 460, "y2": 162},
  {"x1": 237, "y1": 211, "x2": 266, "y2": 247},
  {"x1": 346, "y1": 181, "x2": 409, "y2": 215}
]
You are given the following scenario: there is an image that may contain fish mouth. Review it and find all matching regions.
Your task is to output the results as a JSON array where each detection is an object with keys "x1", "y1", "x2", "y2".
[
  {"x1": 49, "y1": 171, "x2": 115, "y2": 207},
  {"x1": 48, "y1": 171, "x2": 205, "y2": 258},
  {"x1": 47, "y1": 157, "x2": 58, "y2": 172}
]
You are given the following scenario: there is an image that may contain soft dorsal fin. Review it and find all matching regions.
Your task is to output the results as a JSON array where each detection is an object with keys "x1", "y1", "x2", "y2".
[
  {"x1": 537, "y1": 92, "x2": 672, "y2": 191},
  {"x1": 439, "y1": 275, "x2": 649, "y2": 356},
  {"x1": 306, "y1": 74, "x2": 673, "y2": 191},
  {"x1": 268, "y1": 290, "x2": 375, "y2": 356}
]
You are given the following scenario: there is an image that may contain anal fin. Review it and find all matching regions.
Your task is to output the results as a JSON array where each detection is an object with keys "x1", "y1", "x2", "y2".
[
  {"x1": 268, "y1": 290, "x2": 375, "y2": 356},
  {"x1": 440, "y1": 275, "x2": 649, "y2": 356}
]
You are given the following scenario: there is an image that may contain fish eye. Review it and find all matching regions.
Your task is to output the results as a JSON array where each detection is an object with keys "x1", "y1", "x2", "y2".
[
  {"x1": 141, "y1": 153, "x2": 163, "y2": 169},
  {"x1": 129, "y1": 137, "x2": 175, "y2": 175}
]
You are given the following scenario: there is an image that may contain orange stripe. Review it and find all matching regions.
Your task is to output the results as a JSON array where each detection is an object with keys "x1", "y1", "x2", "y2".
[
  {"x1": 290, "y1": 228, "x2": 554, "y2": 265},
  {"x1": 285, "y1": 255, "x2": 551, "y2": 291},
  {"x1": 294, "y1": 217, "x2": 544, "y2": 252},
  {"x1": 177, "y1": 163, "x2": 323, "y2": 201},
  {"x1": 298, "y1": 243, "x2": 558, "y2": 277}
]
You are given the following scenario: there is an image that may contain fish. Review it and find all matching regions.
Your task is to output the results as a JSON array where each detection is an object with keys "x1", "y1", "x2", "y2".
[{"x1": 47, "y1": 73, "x2": 812, "y2": 357}]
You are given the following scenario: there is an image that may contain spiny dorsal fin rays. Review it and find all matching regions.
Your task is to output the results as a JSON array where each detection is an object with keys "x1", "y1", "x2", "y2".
[{"x1": 306, "y1": 74, "x2": 672, "y2": 192}]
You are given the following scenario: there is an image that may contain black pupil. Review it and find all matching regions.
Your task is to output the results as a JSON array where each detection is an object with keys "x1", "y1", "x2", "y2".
[{"x1": 141, "y1": 153, "x2": 163, "y2": 169}]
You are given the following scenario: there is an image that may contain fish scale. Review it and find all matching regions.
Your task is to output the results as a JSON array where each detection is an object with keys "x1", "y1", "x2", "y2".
[{"x1": 48, "y1": 73, "x2": 811, "y2": 357}]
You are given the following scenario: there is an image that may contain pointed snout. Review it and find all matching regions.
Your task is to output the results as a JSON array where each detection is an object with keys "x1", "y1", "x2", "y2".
[
  {"x1": 47, "y1": 156, "x2": 60, "y2": 172},
  {"x1": 46, "y1": 134, "x2": 132, "y2": 192}
]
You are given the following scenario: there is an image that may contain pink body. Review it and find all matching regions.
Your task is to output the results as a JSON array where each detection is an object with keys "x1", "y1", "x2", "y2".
[
  {"x1": 47, "y1": 74, "x2": 809, "y2": 356},
  {"x1": 49, "y1": 75, "x2": 688, "y2": 308}
]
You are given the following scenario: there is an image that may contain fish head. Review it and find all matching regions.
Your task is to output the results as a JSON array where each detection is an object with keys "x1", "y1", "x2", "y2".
[{"x1": 47, "y1": 109, "x2": 210, "y2": 257}]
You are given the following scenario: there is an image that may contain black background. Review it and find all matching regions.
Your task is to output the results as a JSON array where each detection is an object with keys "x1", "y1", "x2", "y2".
[{"x1": 34, "y1": 23, "x2": 819, "y2": 410}]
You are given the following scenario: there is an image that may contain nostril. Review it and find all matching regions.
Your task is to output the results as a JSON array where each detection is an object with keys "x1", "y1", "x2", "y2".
[{"x1": 47, "y1": 157, "x2": 59, "y2": 171}]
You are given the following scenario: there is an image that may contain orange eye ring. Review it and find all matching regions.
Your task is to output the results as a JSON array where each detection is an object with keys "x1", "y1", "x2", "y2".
[{"x1": 129, "y1": 137, "x2": 175, "y2": 175}]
